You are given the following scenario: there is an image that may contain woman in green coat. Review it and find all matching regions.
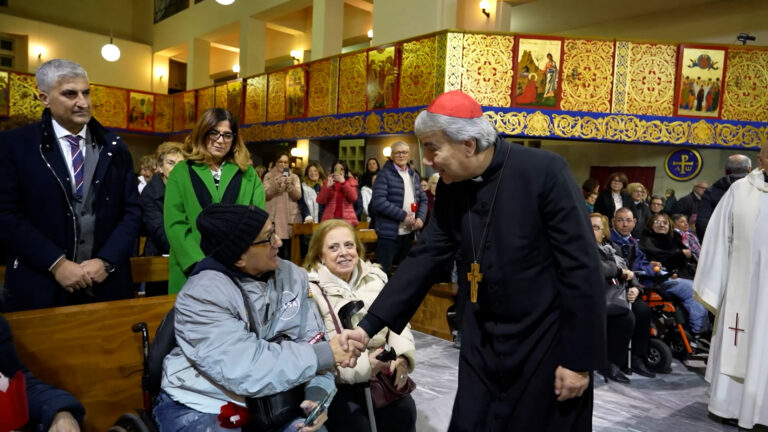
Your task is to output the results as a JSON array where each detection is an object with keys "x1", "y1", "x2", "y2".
[{"x1": 164, "y1": 108, "x2": 265, "y2": 294}]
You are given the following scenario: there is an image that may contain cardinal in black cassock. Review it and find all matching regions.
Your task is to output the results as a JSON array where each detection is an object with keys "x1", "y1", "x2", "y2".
[{"x1": 348, "y1": 90, "x2": 606, "y2": 431}]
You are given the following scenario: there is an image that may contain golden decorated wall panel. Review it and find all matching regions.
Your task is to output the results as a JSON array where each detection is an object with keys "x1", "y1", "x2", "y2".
[
  {"x1": 215, "y1": 84, "x2": 227, "y2": 109},
  {"x1": 308, "y1": 59, "x2": 337, "y2": 117},
  {"x1": 172, "y1": 91, "x2": 196, "y2": 131},
  {"x1": 443, "y1": 32, "x2": 464, "y2": 93},
  {"x1": 0, "y1": 71, "x2": 8, "y2": 117},
  {"x1": 461, "y1": 34, "x2": 515, "y2": 107},
  {"x1": 338, "y1": 52, "x2": 366, "y2": 114},
  {"x1": 91, "y1": 85, "x2": 127, "y2": 129},
  {"x1": 722, "y1": 49, "x2": 768, "y2": 122},
  {"x1": 197, "y1": 87, "x2": 214, "y2": 120},
  {"x1": 154, "y1": 94, "x2": 172, "y2": 133},
  {"x1": 267, "y1": 72, "x2": 286, "y2": 122},
  {"x1": 560, "y1": 39, "x2": 615, "y2": 113},
  {"x1": 399, "y1": 36, "x2": 437, "y2": 107},
  {"x1": 614, "y1": 42, "x2": 676, "y2": 116},
  {"x1": 245, "y1": 75, "x2": 267, "y2": 124},
  {"x1": 227, "y1": 80, "x2": 243, "y2": 120},
  {"x1": 9, "y1": 73, "x2": 42, "y2": 119}
]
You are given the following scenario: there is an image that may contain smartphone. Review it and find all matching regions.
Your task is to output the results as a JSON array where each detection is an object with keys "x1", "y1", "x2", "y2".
[
  {"x1": 303, "y1": 387, "x2": 337, "y2": 426},
  {"x1": 334, "y1": 166, "x2": 343, "y2": 176},
  {"x1": 282, "y1": 167, "x2": 290, "y2": 177}
]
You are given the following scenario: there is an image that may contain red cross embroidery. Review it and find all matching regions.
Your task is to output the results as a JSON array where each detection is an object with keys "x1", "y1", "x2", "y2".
[{"x1": 728, "y1": 313, "x2": 746, "y2": 347}]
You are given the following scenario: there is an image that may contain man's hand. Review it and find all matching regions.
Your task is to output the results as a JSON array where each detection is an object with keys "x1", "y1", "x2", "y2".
[
  {"x1": 404, "y1": 214, "x2": 415, "y2": 227},
  {"x1": 339, "y1": 327, "x2": 371, "y2": 351},
  {"x1": 297, "y1": 400, "x2": 327, "y2": 432},
  {"x1": 554, "y1": 366, "x2": 589, "y2": 402},
  {"x1": 621, "y1": 269, "x2": 634, "y2": 281},
  {"x1": 627, "y1": 287, "x2": 639, "y2": 303},
  {"x1": 412, "y1": 218, "x2": 424, "y2": 230},
  {"x1": 329, "y1": 334, "x2": 364, "y2": 367},
  {"x1": 49, "y1": 411, "x2": 80, "y2": 432},
  {"x1": 80, "y1": 259, "x2": 108, "y2": 284},
  {"x1": 52, "y1": 259, "x2": 92, "y2": 292},
  {"x1": 649, "y1": 261, "x2": 663, "y2": 270},
  {"x1": 682, "y1": 249, "x2": 692, "y2": 258}
]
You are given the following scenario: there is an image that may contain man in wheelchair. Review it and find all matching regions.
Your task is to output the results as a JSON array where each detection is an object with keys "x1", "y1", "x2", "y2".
[{"x1": 153, "y1": 204, "x2": 364, "y2": 432}]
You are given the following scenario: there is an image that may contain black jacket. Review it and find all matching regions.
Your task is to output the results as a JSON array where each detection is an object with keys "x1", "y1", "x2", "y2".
[
  {"x1": 670, "y1": 191, "x2": 700, "y2": 219},
  {"x1": 593, "y1": 189, "x2": 632, "y2": 220},
  {"x1": 639, "y1": 228, "x2": 695, "y2": 279},
  {"x1": 141, "y1": 174, "x2": 169, "y2": 256},
  {"x1": 696, "y1": 173, "x2": 747, "y2": 240}
]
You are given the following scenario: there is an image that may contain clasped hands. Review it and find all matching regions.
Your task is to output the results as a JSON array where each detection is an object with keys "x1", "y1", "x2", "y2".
[
  {"x1": 52, "y1": 258, "x2": 109, "y2": 292},
  {"x1": 329, "y1": 327, "x2": 371, "y2": 368}
]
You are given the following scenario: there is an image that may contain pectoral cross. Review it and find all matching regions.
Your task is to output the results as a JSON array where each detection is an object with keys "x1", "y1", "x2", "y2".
[
  {"x1": 728, "y1": 313, "x2": 745, "y2": 346},
  {"x1": 467, "y1": 261, "x2": 483, "y2": 303}
]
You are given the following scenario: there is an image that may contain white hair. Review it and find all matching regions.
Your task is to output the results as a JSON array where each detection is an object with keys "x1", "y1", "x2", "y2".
[
  {"x1": 414, "y1": 110, "x2": 497, "y2": 152},
  {"x1": 35, "y1": 59, "x2": 89, "y2": 93}
]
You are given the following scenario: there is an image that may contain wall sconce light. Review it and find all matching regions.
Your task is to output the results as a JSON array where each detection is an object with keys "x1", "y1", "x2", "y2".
[
  {"x1": 154, "y1": 66, "x2": 167, "y2": 82},
  {"x1": 382, "y1": 146, "x2": 392, "y2": 158},
  {"x1": 101, "y1": 32, "x2": 121, "y2": 62},
  {"x1": 367, "y1": 29, "x2": 373, "y2": 40},
  {"x1": 32, "y1": 45, "x2": 46, "y2": 61},
  {"x1": 232, "y1": 64, "x2": 241, "y2": 74},
  {"x1": 216, "y1": 0, "x2": 235, "y2": 5},
  {"x1": 290, "y1": 50, "x2": 302, "y2": 64},
  {"x1": 479, "y1": 0, "x2": 490, "y2": 18}
]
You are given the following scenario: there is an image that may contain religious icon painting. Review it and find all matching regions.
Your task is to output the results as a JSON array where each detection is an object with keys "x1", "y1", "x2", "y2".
[
  {"x1": 227, "y1": 80, "x2": 244, "y2": 121},
  {"x1": 285, "y1": 66, "x2": 307, "y2": 119},
  {"x1": 675, "y1": 45, "x2": 727, "y2": 118},
  {"x1": 513, "y1": 36, "x2": 564, "y2": 109},
  {"x1": 128, "y1": 91, "x2": 154, "y2": 131},
  {"x1": 366, "y1": 45, "x2": 399, "y2": 110}
]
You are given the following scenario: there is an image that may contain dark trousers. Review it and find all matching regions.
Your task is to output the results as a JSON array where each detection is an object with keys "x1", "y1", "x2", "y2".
[
  {"x1": 325, "y1": 384, "x2": 416, "y2": 432},
  {"x1": 605, "y1": 306, "x2": 635, "y2": 367},
  {"x1": 375, "y1": 233, "x2": 414, "y2": 274},
  {"x1": 630, "y1": 299, "x2": 652, "y2": 360}
]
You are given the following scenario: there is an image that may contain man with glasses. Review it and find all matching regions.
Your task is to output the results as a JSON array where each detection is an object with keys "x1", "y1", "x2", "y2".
[
  {"x1": 371, "y1": 141, "x2": 428, "y2": 274},
  {"x1": 0, "y1": 59, "x2": 141, "y2": 311},
  {"x1": 648, "y1": 195, "x2": 665, "y2": 216}
]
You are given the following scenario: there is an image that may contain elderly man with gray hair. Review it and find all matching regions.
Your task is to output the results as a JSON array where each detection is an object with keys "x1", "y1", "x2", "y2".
[
  {"x1": 0, "y1": 59, "x2": 141, "y2": 311},
  {"x1": 342, "y1": 90, "x2": 605, "y2": 431}
]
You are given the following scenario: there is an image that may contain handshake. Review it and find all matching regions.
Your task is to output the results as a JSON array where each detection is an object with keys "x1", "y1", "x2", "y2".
[{"x1": 328, "y1": 327, "x2": 372, "y2": 368}]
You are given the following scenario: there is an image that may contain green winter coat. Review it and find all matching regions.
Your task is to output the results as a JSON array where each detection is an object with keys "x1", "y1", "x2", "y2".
[{"x1": 164, "y1": 161, "x2": 265, "y2": 294}]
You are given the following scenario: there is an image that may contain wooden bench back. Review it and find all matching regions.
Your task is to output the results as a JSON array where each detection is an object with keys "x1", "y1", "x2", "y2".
[{"x1": 4, "y1": 295, "x2": 176, "y2": 431}]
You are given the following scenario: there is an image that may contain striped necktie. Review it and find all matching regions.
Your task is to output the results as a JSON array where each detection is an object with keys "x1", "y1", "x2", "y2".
[{"x1": 65, "y1": 135, "x2": 84, "y2": 197}]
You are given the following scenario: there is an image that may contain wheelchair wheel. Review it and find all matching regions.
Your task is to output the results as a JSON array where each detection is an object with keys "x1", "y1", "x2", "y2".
[
  {"x1": 647, "y1": 338, "x2": 673, "y2": 373},
  {"x1": 668, "y1": 330, "x2": 692, "y2": 360}
]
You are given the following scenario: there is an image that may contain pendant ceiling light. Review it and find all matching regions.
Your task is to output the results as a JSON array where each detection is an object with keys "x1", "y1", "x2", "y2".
[{"x1": 101, "y1": 32, "x2": 120, "y2": 62}]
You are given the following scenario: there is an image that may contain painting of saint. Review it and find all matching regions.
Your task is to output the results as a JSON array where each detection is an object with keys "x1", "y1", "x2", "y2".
[
  {"x1": 367, "y1": 46, "x2": 397, "y2": 110},
  {"x1": 128, "y1": 92, "x2": 154, "y2": 131},
  {"x1": 514, "y1": 37, "x2": 563, "y2": 108},
  {"x1": 285, "y1": 67, "x2": 306, "y2": 119},
  {"x1": 675, "y1": 46, "x2": 726, "y2": 118}
]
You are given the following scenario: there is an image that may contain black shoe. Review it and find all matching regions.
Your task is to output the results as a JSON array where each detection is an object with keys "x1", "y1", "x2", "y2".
[
  {"x1": 601, "y1": 363, "x2": 631, "y2": 384},
  {"x1": 630, "y1": 359, "x2": 656, "y2": 378}
]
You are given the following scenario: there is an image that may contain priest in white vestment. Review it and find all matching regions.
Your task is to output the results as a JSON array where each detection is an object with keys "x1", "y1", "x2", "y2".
[{"x1": 693, "y1": 156, "x2": 768, "y2": 429}]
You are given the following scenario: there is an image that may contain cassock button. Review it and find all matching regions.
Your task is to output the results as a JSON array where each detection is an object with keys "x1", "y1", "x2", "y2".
[
  {"x1": 107, "y1": 152, "x2": 113, "y2": 157},
  {"x1": 95, "y1": 180, "x2": 100, "y2": 184}
]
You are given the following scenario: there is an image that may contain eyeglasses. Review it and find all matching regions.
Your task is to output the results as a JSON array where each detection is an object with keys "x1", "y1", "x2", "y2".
[
  {"x1": 650, "y1": 201, "x2": 663, "y2": 207},
  {"x1": 652, "y1": 220, "x2": 669, "y2": 226},
  {"x1": 592, "y1": 225, "x2": 603, "y2": 231},
  {"x1": 207, "y1": 130, "x2": 235, "y2": 141},
  {"x1": 251, "y1": 232, "x2": 279, "y2": 247},
  {"x1": 614, "y1": 218, "x2": 634, "y2": 224},
  {"x1": 392, "y1": 151, "x2": 409, "y2": 156}
]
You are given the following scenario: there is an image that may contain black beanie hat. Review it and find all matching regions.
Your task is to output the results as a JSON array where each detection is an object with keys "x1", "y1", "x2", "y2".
[{"x1": 197, "y1": 204, "x2": 270, "y2": 266}]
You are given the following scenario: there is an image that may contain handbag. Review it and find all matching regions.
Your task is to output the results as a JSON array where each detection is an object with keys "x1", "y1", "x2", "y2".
[
  {"x1": 605, "y1": 280, "x2": 630, "y2": 313},
  {"x1": 316, "y1": 286, "x2": 416, "y2": 410}
]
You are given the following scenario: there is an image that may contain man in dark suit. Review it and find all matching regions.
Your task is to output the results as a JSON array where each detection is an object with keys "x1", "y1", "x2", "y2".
[
  {"x1": 0, "y1": 59, "x2": 141, "y2": 311},
  {"x1": 341, "y1": 90, "x2": 605, "y2": 431},
  {"x1": 671, "y1": 180, "x2": 708, "y2": 227}
]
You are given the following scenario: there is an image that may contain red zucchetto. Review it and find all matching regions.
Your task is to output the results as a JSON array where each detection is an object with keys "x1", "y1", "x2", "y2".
[{"x1": 426, "y1": 90, "x2": 483, "y2": 118}]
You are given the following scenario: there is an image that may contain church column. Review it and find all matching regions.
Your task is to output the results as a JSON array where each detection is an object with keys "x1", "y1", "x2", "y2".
[
  {"x1": 188, "y1": 37, "x2": 212, "y2": 89},
  {"x1": 311, "y1": 0, "x2": 344, "y2": 61},
  {"x1": 493, "y1": 0, "x2": 514, "y2": 32},
  {"x1": 240, "y1": 17, "x2": 266, "y2": 76}
]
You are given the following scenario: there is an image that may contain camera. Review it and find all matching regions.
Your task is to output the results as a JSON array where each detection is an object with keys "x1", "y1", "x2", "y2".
[{"x1": 737, "y1": 33, "x2": 756, "y2": 45}]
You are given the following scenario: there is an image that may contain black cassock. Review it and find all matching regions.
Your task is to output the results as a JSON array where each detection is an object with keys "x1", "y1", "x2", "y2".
[{"x1": 360, "y1": 137, "x2": 606, "y2": 431}]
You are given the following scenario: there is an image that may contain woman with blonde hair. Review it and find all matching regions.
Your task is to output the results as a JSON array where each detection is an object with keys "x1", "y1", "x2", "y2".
[
  {"x1": 627, "y1": 182, "x2": 651, "y2": 237},
  {"x1": 164, "y1": 108, "x2": 265, "y2": 294},
  {"x1": 305, "y1": 219, "x2": 417, "y2": 432},
  {"x1": 263, "y1": 152, "x2": 302, "y2": 259}
]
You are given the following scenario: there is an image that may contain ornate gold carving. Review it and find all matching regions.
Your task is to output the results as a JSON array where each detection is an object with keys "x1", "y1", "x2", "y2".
[
  {"x1": 461, "y1": 34, "x2": 515, "y2": 107},
  {"x1": 484, "y1": 111, "x2": 525, "y2": 135},
  {"x1": 267, "y1": 72, "x2": 286, "y2": 122},
  {"x1": 624, "y1": 43, "x2": 676, "y2": 116},
  {"x1": 330, "y1": 58, "x2": 339, "y2": 114},
  {"x1": 365, "y1": 112, "x2": 382, "y2": 134},
  {"x1": 308, "y1": 60, "x2": 333, "y2": 117},
  {"x1": 197, "y1": 87, "x2": 214, "y2": 119},
  {"x1": 560, "y1": 39, "x2": 615, "y2": 113},
  {"x1": 9, "y1": 73, "x2": 42, "y2": 119},
  {"x1": 715, "y1": 123, "x2": 764, "y2": 148},
  {"x1": 0, "y1": 71, "x2": 8, "y2": 116},
  {"x1": 245, "y1": 75, "x2": 267, "y2": 124},
  {"x1": 689, "y1": 120, "x2": 715, "y2": 145},
  {"x1": 612, "y1": 41, "x2": 630, "y2": 113},
  {"x1": 383, "y1": 111, "x2": 417, "y2": 134},
  {"x1": 525, "y1": 111, "x2": 551, "y2": 136},
  {"x1": 435, "y1": 33, "x2": 447, "y2": 98},
  {"x1": 400, "y1": 36, "x2": 437, "y2": 107},
  {"x1": 444, "y1": 32, "x2": 463, "y2": 93},
  {"x1": 338, "y1": 52, "x2": 366, "y2": 114},
  {"x1": 722, "y1": 49, "x2": 768, "y2": 122},
  {"x1": 227, "y1": 80, "x2": 243, "y2": 118},
  {"x1": 91, "y1": 85, "x2": 127, "y2": 129},
  {"x1": 154, "y1": 94, "x2": 172, "y2": 133}
]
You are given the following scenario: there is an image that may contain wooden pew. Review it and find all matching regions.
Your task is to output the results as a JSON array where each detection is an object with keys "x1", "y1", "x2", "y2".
[
  {"x1": 289, "y1": 222, "x2": 378, "y2": 265},
  {"x1": 5, "y1": 295, "x2": 176, "y2": 431},
  {"x1": 409, "y1": 282, "x2": 458, "y2": 341}
]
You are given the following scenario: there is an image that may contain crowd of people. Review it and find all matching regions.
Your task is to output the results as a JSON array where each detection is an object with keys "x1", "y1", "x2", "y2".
[{"x1": 1, "y1": 59, "x2": 766, "y2": 431}]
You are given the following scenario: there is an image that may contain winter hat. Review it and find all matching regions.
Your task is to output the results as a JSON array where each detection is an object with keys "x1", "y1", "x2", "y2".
[
  {"x1": 426, "y1": 90, "x2": 483, "y2": 118},
  {"x1": 197, "y1": 204, "x2": 269, "y2": 265}
]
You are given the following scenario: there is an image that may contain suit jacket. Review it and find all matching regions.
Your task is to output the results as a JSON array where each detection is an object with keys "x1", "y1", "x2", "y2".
[
  {"x1": 0, "y1": 109, "x2": 142, "y2": 311},
  {"x1": 593, "y1": 189, "x2": 632, "y2": 219}
]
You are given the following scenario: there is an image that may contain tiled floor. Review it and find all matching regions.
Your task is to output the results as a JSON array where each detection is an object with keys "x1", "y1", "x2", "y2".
[{"x1": 409, "y1": 331, "x2": 745, "y2": 432}]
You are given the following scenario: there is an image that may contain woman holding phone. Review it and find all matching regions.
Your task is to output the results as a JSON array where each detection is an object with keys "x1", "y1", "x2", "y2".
[
  {"x1": 316, "y1": 160, "x2": 359, "y2": 226},
  {"x1": 264, "y1": 152, "x2": 301, "y2": 259}
]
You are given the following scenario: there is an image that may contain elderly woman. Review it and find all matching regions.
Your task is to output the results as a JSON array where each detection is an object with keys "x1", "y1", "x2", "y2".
[
  {"x1": 305, "y1": 220, "x2": 417, "y2": 432},
  {"x1": 264, "y1": 152, "x2": 302, "y2": 259},
  {"x1": 590, "y1": 213, "x2": 639, "y2": 384},
  {"x1": 594, "y1": 172, "x2": 632, "y2": 219},
  {"x1": 627, "y1": 182, "x2": 651, "y2": 238},
  {"x1": 648, "y1": 195, "x2": 665, "y2": 216},
  {"x1": 316, "y1": 160, "x2": 359, "y2": 226},
  {"x1": 164, "y1": 108, "x2": 265, "y2": 294},
  {"x1": 639, "y1": 213, "x2": 708, "y2": 335}
]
